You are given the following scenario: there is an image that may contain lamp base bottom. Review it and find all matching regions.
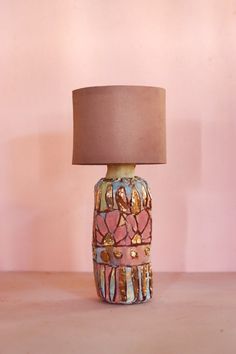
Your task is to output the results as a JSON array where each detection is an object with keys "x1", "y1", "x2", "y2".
[{"x1": 93, "y1": 262, "x2": 153, "y2": 305}]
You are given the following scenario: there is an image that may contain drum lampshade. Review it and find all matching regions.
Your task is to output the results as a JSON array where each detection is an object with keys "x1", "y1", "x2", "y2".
[{"x1": 72, "y1": 85, "x2": 166, "y2": 165}]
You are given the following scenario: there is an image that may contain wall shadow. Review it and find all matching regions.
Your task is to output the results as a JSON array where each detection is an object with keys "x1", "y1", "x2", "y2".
[
  {"x1": 4, "y1": 131, "x2": 93, "y2": 271},
  {"x1": 139, "y1": 118, "x2": 202, "y2": 272}
]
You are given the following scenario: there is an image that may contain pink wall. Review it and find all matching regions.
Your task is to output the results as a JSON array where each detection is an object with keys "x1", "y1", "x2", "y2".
[{"x1": 1, "y1": 0, "x2": 236, "y2": 271}]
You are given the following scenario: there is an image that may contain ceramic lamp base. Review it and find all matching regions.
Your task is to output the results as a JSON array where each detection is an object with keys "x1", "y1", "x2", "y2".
[{"x1": 92, "y1": 165, "x2": 153, "y2": 304}]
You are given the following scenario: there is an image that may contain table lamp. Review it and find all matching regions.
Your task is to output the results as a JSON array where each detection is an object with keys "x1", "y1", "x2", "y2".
[{"x1": 72, "y1": 85, "x2": 166, "y2": 304}]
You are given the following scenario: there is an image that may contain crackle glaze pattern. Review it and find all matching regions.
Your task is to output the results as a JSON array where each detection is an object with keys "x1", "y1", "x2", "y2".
[{"x1": 92, "y1": 176, "x2": 153, "y2": 304}]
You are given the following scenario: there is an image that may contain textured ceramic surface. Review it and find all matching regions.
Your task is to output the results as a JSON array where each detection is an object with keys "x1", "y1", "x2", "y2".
[{"x1": 92, "y1": 176, "x2": 152, "y2": 304}]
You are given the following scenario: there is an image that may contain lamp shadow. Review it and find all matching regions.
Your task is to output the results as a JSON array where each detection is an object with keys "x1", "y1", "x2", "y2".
[
  {"x1": 139, "y1": 118, "x2": 202, "y2": 272},
  {"x1": 4, "y1": 131, "x2": 96, "y2": 271}
]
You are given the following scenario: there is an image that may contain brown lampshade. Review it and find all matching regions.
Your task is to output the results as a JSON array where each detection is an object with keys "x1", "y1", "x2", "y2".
[{"x1": 72, "y1": 85, "x2": 166, "y2": 165}]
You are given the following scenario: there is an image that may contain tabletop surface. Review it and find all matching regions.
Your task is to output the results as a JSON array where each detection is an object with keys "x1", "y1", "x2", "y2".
[{"x1": 0, "y1": 272, "x2": 235, "y2": 354}]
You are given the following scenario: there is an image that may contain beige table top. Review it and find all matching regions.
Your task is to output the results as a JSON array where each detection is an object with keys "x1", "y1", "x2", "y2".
[{"x1": 0, "y1": 272, "x2": 235, "y2": 354}]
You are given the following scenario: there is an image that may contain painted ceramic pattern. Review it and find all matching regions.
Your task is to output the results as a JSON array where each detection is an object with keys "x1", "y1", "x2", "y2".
[{"x1": 93, "y1": 176, "x2": 153, "y2": 304}]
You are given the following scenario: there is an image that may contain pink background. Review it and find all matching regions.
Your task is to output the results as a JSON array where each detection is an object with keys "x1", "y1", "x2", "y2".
[{"x1": 1, "y1": 1, "x2": 236, "y2": 272}]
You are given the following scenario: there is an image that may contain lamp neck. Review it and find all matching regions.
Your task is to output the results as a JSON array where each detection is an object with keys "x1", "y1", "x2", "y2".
[{"x1": 105, "y1": 164, "x2": 136, "y2": 179}]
